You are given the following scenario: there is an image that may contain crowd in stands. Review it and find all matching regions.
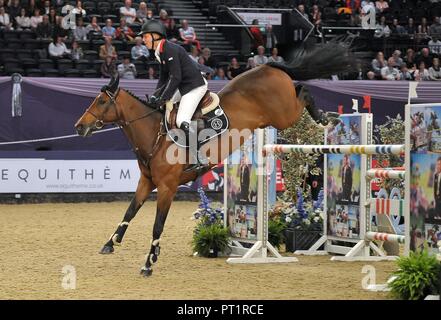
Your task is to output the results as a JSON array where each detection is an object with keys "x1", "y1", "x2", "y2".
[{"x1": 1, "y1": 0, "x2": 441, "y2": 80}]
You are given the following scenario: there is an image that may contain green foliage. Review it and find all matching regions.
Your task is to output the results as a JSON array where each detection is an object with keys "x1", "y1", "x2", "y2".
[
  {"x1": 278, "y1": 110, "x2": 324, "y2": 201},
  {"x1": 192, "y1": 221, "x2": 231, "y2": 257},
  {"x1": 389, "y1": 250, "x2": 441, "y2": 300},
  {"x1": 268, "y1": 219, "x2": 287, "y2": 249}
]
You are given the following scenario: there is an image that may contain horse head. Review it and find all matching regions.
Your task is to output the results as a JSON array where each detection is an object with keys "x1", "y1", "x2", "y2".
[{"x1": 75, "y1": 75, "x2": 121, "y2": 137}]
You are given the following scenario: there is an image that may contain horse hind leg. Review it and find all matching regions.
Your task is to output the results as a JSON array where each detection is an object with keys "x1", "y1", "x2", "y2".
[
  {"x1": 140, "y1": 183, "x2": 177, "y2": 277},
  {"x1": 100, "y1": 175, "x2": 154, "y2": 254},
  {"x1": 296, "y1": 84, "x2": 337, "y2": 126}
]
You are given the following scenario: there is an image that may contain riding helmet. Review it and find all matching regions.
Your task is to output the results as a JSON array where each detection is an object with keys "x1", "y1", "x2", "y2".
[{"x1": 138, "y1": 20, "x2": 167, "y2": 38}]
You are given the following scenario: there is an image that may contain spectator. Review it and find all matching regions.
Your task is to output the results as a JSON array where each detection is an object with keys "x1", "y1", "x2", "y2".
[
  {"x1": 147, "y1": 66, "x2": 157, "y2": 79},
  {"x1": 48, "y1": 35, "x2": 71, "y2": 59},
  {"x1": 73, "y1": 17, "x2": 88, "y2": 40},
  {"x1": 366, "y1": 71, "x2": 376, "y2": 79},
  {"x1": 8, "y1": 0, "x2": 21, "y2": 21},
  {"x1": 429, "y1": 57, "x2": 441, "y2": 81},
  {"x1": 53, "y1": 15, "x2": 70, "y2": 39},
  {"x1": 70, "y1": 40, "x2": 83, "y2": 61},
  {"x1": 179, "y1": 19, "x2": 201, "y2": 51},
  {"x1": 120, "y1": 0, "x2": 137, "y2": 25},
  {"x1": 403, "y1": 48, "x2": 416, "y2": 69},
  {"x1": 101, "y1": 56, "x2": 117, "y2": 78},
  {"x1": 265, "y1": 24, "x2": 278, "y2": 50},
  {"x1": 250, "y1": 19, "x2": 264, "y2": 50},
  {"x1": 375, "y1": 0, "x2": 389, "y2": 14},
  {"x1": 131, "y1": 36, "x2": 149, "y2": 61},
  {"x1": 41, "y1": 0, "x2": 50, "y2": 15},
  {"x1": 246, "y1": 57, "x2": 256, "y2": 70},
  {"x1": 417, "y1": 17, "x2": 429, "y2": 39},
  {"x1": 102, "y1": 19, "x2": 116, "y2": 38},
  {"x1": 429, "y1": 36, "x2": 441, "y2": 55},
  {"x1": 297, "y1": 4, "x2": 309, "y2": 20},
  {"x1": 36, "y1": 15, "x2": 51, "y2": 38},
  {"x1": 99, "y1": 36, "x2": 118, "y2": 60},
  {"x1": 416, "y1": 48, "x2": 433, "y2": 68},
  {"x1": 391, "y1": 50, "x2": 403, "y2": 68},
  {"x1": 48, "y1": 7, "x2": 57, "y2": 25},
  {"x1": 268, "y1": 47, "x2": 284, "y2": 63},
  {"x1": 85, "y1": 15, "x2": 101, "y2": 37},
  {"x1": 158, "y1": 9, "x2": 178, "y2": 42},
  {"x1": 374, "y1": 15, "x2": 390, "y2": 38},
  {"x1": 311, "y1": 5, "x2": 322, "y2": 26},
  {"x1": 136, "y1": 2, "x2": 150, "y2": 23},
  {"x1": 429, "y1": 16, "x2": 441, "y2": 37},
  {"x1": 371, "y1": 51, "x2": 386, "y2": 76},
  {"x1": 390, "y1": 18, "x2": 405, "y2": 34},
  {"x1": 253, "y1": 45, "x2": 268, "y2": 66},
  {"x1": 30, "y1": 8, "x2": 42, "y2": 29},
  {"x1": 115, "y1": 18, "x2": 135, "y2": 42},
  {"x1": 405, "y1": 18, "x2": 416, "y2": 36},
  {"x1": 0, "y1": 6, "x2": 12, "y2": 30},
  {"x1": 414, "y1": 61, "x2": 430, "y2": 81},
  {"x1": 117, "y1": 56, "x2": 137, "y2": 79},
  {"x1": 201, "y1": 47, "x2": 215, "y2": 68},
  {"x1": 381, "y1": 57, "x2": 400, "y2": 80},
  {"x1": 188, "y1": 45, "x2": 199, "y2": 63},
  {"x1": 15, "y1": 8, "x2": 31, "y2": 30},
  {"x1": 213, "y1": 67, "x2": 227, "y2": 80},
  {"x1": 399, "y1": 64, "x2": 413, "y2": 80},
  {"x1": 72, "y1": 0, "x2": 86, "y2": 20},
  {"x1": 227, "y1": 57, "x2": 244, "y2": 79}
]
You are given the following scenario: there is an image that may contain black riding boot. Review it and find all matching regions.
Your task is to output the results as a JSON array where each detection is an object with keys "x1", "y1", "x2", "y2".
[{"x1": 180, "y1": 122, "x2": 209, "y2": 172}]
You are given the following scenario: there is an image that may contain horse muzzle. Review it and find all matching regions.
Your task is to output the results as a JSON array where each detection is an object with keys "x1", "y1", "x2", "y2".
[{"x1": 75, "y1": 123, "x2": 94, "y2": 137}]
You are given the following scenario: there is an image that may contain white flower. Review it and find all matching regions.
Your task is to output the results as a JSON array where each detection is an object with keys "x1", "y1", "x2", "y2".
[
  {"x1": 313, "y1": 216, "x2": 320, "y2": 223},
  {"x1": 286, "y1": 216, "x2": 292, "y2": 223},
  {"x1": 303, "y1": 219, "x2": 311, "y2": 225},
  {"x1": 437, "y1": 240, "x2": 441, "y2": 249}
]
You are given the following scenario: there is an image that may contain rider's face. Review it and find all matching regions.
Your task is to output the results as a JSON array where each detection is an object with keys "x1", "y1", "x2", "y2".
[{"x1": 143, "y1": 33, "x2": 161, "y2": 50}]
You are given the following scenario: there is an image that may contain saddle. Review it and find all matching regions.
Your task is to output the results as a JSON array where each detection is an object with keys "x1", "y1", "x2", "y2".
[
  {"x1": 163, "y1": 90, "x2": 229, "y2": 148},
  {"x1": 165, "y1": 90, "x2": 220, "y2": 130}
]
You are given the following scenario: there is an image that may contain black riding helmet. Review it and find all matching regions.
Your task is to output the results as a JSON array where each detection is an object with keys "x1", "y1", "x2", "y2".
[{"x1": 138, "y1": 20, "x2": 167, "y2": 38}]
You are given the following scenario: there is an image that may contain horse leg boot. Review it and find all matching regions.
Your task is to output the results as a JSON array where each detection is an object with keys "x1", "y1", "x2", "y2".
[
  {"x1": 296, "y1": 84, "x2": 332, "y2": 126},
  {"x1": 100, "y1": 175, "x2": 154, "y2": 254},
  {"x1": 140, "y1": 184, "x2": 176, "y2": 277}
]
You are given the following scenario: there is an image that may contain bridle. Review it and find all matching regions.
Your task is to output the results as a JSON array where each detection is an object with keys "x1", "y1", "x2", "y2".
[{"x1": 85, "y1": 88, "x2": 160, "y2": 129}]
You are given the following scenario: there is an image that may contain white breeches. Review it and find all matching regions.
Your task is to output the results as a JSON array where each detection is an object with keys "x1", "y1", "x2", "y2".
[{"x1": 171, "y1": 78, "x2": 208, "y2": 128}]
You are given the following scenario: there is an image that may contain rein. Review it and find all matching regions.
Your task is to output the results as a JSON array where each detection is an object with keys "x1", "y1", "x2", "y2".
[{"x1": 87, "y1": 88, "x2": 166, "y2": 169}]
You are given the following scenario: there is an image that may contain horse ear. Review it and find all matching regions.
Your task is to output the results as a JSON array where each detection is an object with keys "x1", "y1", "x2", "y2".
[{"x1": 109, "y1": 74, "x2": 119, "y2": 93}]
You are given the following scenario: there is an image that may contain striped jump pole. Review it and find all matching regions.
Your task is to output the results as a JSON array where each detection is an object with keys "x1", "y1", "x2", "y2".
[
  {"x1": 365, "y1": 231, "x2": 405, "y2": 244},
  {"x1": 366, "y1": 169, "x2": 406, "y2": 180},
  {"x1": 263, "y1": 144, "x2": 405, "y2": 156}
]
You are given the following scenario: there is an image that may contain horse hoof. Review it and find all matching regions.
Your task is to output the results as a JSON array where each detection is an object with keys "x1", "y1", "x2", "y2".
[
  {"x1": 99, "y1": 245, "x2": 114, "y2": 254},
  {"x1": 140, "y1": 267, "x2": 153, "y2": 277}
]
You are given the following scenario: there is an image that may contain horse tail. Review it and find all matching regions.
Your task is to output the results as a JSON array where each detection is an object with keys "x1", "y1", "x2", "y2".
[{"x1": 266, "y1": 42, "x2": 358, "y2": 81}]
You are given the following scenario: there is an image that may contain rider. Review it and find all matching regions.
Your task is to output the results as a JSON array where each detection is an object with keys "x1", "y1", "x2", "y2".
[{"x1": 138, "y1": 20, "x2": 209, "y2": 171}]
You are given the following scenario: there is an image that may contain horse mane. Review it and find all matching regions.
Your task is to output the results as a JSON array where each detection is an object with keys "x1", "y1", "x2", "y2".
[{"x1": 124, "y1": 89, "x2": 150, "y2": 107}]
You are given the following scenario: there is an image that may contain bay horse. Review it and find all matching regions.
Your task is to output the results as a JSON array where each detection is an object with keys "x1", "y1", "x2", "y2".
[{"x1": 74, "y1": 42, "x2": 354, "y2": 276}]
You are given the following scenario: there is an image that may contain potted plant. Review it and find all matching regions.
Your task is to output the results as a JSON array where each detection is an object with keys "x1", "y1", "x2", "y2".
[
  {"x1": 192, "y1": 188, "x2": 231, "y2": 258},
  {"x1": 389, "y1": 249, "x2": 441, "y2": 300}
]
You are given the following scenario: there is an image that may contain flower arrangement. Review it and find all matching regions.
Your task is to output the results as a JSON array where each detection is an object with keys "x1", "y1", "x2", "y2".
[
  {"x1": 270, "y1": 189, "x2": 324, "y2": 232},
  {"x1": 192, "y1": 188, "x2": 230, "y2": 257}
]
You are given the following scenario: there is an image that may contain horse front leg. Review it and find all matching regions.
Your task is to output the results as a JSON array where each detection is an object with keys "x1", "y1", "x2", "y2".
[
  {"x1": 140, "y1": 183, "x2": 177, "y2": 277},
  {"x1": 100, "y1": 174, "x2": 155, "y2": 254}
]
